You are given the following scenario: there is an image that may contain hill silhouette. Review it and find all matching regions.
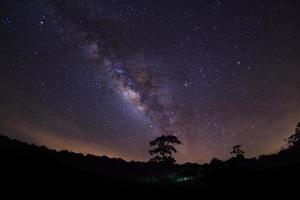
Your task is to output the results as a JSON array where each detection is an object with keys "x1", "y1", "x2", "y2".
[{"x1": 1, "y1": 134, "x2": 300, "y2": 198}]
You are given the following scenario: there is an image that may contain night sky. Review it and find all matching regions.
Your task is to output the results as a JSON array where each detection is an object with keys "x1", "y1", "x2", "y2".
[{"x1": 1, "y1": 0, "x2": 300, "y2": 163}]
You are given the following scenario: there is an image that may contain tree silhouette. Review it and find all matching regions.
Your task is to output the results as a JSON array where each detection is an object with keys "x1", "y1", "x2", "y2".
[
  {"x1": 149, "y1": 135, "x2": 181, "y2": 164},
  {"x1": 286, "y1": 122, "x2": 300, "y2": 149},
  {"x1": 230, "y1": 145, "x2": 245, "y2": 159}
]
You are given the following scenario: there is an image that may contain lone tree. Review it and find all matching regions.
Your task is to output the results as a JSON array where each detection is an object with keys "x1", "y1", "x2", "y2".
[
  {"x1": 230, "y1": 145, "x2": 245, "y2": 159},
  {"x1": 149, "y1": 135, "x2": 181, "y2": 164},
  {"x1": 286, "y1": 122, "x2": 300, "y2": 149}
]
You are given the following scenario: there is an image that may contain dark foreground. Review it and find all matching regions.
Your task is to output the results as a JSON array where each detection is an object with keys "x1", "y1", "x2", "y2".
[{"x1": 0, "y1": 134, "x2": 300, "y2": 199}]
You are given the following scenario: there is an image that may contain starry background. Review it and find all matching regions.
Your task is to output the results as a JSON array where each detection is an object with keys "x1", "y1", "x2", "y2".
[{"x1": 0, "y1": 0, "x2": 300, "y2": 163}]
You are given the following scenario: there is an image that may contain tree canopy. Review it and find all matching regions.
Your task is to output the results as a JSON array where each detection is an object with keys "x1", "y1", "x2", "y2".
[
  {"x1": 149, "y1": 135, "x2": 181, "y2": 164},
  {"x1": 286, "y1": 122, "x2": 300, "y2": 149}
]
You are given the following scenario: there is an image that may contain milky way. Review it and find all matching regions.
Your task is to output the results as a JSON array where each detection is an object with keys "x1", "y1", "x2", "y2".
[
  {"x1": 50, "y1": 1, "x2": 181, "y2": 137},
  {"x1": 0, "y1": 0, "x2": 300, "y2": 163}
]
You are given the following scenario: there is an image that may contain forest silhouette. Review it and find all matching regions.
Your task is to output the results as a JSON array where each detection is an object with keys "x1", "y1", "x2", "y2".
[{"x1": 1, "y1": 122, "x2": 300, "y2": 198}]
